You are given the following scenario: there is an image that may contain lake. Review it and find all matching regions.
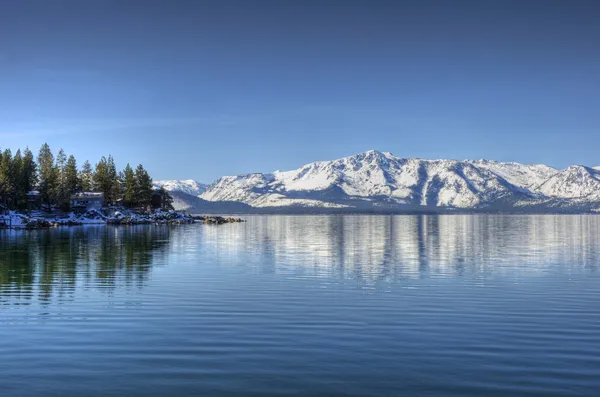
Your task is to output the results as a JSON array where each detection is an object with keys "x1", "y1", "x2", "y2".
[{"x1": 1, "y1": 215, "x2": 600, "y2": 396}]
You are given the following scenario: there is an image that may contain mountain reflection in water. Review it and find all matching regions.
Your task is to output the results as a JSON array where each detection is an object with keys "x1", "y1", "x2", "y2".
[
  {"x1": 2, "y1": 215, "x2": 599, "y2": 305},
  {"x1": 199, "y1": 215, "x2": 600, "y2": 280}
]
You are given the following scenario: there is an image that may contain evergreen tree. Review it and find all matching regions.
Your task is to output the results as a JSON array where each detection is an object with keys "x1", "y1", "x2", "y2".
[
  {"x1": 93, "y1": 156, "x2": 109, "y2": 199},
  {"x1": 65, "y1": 155, "x2": 79, "y2": 195},
  {"x1": 93, "y1": 155, "x2": 121, "y2": 204},
  {"x1": 107, "y1": 155, "x2": 121, "y2": 204},
  {"x1": 37, "y1": 143, "x2": 58, "y2": 207},
  {"x1": 134, "y1": 164, "x2": 153, "y2": 207},
  {"x1": 157, "y1": 186, "x2": 174, "y2": 211},
  {"x1": 0, "y1": 149, "x2": 13, "y2": 206},
  {"x1": 55, "y1": 148, "x2": 69, "y2": 205},
  {"x1": 78, "y1": 160, "x2": 93, "y2": 192},
  {"x1": 122, "y1": 164, "x2": 136, "y2": 207},
  {"x1": 22, "y1": 147, "x2": 38, "y2": 194},
  {"x1": 12, "y1": 150, "x2": 25, "y2": 208}
]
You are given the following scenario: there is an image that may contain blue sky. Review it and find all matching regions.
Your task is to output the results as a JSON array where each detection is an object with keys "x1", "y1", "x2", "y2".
[{"x1": 1, "y1": 0, "x2": 599, "y2": 182}]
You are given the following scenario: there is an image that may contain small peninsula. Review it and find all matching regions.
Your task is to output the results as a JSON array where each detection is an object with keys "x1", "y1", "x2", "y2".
[{"x1": 0, "y1": 143, "x2": 243, "y2": 229}]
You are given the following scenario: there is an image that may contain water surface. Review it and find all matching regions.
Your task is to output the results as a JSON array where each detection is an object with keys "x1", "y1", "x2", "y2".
[{"x1": 1, "y1": 215, "x2": 600, "y2": 396}]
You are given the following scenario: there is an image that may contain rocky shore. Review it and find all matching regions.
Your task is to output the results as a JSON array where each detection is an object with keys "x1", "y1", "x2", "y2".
[
  {"x1": 196, "y1": 215, "x2": 246, "y2": 225},
  {"x1": 0, "y1": 209, "x2": 245, "y2": 229}
]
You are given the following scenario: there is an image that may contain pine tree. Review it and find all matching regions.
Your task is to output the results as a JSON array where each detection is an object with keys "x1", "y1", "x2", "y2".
[
  {"x1": 12, "y1": 150, "x2": 25, "y2": 209},
  {"x1": 22, "y1": 148, "x2": 38, "y2": 194},
  {"x1": 65, "y1": 155, "x2": 79, "y2": 195},
  {"x1": 157, "y1": 186, "x2": 174, "y2": 210},
  {"x1": 106, "y1": 155, "x2": 120, "y2": 204},
  {"x1": 134, "y1": 164, "x2": 153, "y2": 207},
  {"x1": 79, "y1": 160, "x2": 93, "y2": 192},
  {"x1": 0, "y1": 149, "x2": 13, "y2": 207},
  {"x1": 116, "y1": 170, "x2": 124, "y2": 204},
  {"x1": 93, "y1": 156, "x2": 109, "y2": 200},
  {"x1": 37, "y1": 143, "x2": 58, "y2": 207},
  {"x1": 55, "y1": 149, "x2": 69, "y2": 205},
  {"x1": 94, "y1": 156, "x2": 121, "y2": 204},
  {"x1": 123, "y1": 164, "x2": 136, "y2": 207}
]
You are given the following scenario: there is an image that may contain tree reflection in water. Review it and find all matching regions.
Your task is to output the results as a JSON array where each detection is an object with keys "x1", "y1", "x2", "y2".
[{"x1": 0, "y1": 226, "x2": 171, "y2": 306}]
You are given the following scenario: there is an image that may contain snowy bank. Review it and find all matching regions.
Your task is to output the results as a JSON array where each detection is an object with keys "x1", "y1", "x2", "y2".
[{"x1": 1, "y1": 209, "x2": 245, "y2": 229}]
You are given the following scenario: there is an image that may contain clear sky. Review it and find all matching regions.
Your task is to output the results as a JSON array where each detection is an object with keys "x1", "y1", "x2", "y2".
[{"x1": 1, "y1": 0, "x2": 599, "y2": 182}]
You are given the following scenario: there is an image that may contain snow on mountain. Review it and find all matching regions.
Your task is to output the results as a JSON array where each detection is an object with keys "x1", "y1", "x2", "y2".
[
  {"x1": 537, "y1": 166, "x2": 600, "y2": 200},
  {"x1": 200, "y1": 150, "x2": 565, "y2": 210},
  {"x1": 201, "y1": 174, "x2": 273, "y2": 202},
  {"x1": 467, "y1": 160, "x2": 557, "y2": 191},
  {"x1": 200, "y1": 173, "x2": 351, "y2": 208},
  {"x1": 147, "y1": 151, "x2": 598, "y2": 213},
  {"x1": 153, "y1": 180, "x2": 207, "y2": 197}
]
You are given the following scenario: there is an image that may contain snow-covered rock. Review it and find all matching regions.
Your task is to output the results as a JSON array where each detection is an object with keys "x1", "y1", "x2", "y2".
[
  {"x1": 0, "y1": 211, "x2": 29, "y2": 228},
  {"x1": 2, "y1": 209, "x2": 212, "y2": 228}
]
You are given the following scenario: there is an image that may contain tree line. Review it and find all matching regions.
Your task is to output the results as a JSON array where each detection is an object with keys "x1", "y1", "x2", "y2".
[{"x1": 0, "y1": 143, "x2": 170, "y2": 211}]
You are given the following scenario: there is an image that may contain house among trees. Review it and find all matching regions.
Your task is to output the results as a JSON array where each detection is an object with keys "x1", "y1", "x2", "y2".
[
  {"x1": 0, "y1": 143, "x2": 171, "y2": 214},
  {"x1": 70, "y1": 192, "x2": 104, "y2": 213}
]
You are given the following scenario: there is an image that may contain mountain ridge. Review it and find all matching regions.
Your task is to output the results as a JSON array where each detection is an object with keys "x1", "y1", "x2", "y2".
[{"x1": 160, "y1": 150, "x2": 600, "y2": 213}]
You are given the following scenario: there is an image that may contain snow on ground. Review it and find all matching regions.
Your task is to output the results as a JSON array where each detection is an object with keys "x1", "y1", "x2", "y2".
[
  {"x1": 0, "y1": 211, "x2": 28, "y2": 227},
  {"x1": 1, "y1": 208, "x2": 198, "y2": 229}
]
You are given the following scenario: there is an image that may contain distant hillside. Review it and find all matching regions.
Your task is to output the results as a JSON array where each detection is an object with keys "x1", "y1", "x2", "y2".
[
  {"x1": 169, "y1": 191, "x2": 254, "y2": 214},
  {"x1": 153, "y1": 180, "x2": 207, "y2": 196}
]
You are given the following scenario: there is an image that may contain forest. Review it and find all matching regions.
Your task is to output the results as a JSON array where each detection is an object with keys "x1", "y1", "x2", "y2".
[{"x1": 0, "y1": 143, "x2": 169, "y2": 211}]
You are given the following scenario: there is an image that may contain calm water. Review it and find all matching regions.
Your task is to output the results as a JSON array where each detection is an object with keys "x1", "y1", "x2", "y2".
[{"x1": 1, "y1": 215, "x2": 600, "y2": 396}]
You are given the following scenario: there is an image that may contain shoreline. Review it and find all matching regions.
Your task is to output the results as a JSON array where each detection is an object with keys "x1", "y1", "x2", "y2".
[{"x1": 0, "y1": 209, "x2": 245, "y2": 230}]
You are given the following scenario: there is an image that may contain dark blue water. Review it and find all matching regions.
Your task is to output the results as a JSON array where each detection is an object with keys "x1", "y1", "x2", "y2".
[{"x1": 1, "y1": 215, "x2": 600, "y2": 396}]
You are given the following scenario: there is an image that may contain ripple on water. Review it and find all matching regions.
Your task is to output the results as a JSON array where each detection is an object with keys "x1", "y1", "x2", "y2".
[{"x1": 1, "y1": 216, "x2": 600, "y2": 396}]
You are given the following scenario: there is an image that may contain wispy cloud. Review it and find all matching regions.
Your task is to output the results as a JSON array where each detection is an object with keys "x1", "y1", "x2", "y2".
[{"x1": 0, "y1": 115, "x2": 239, "y2": 138}]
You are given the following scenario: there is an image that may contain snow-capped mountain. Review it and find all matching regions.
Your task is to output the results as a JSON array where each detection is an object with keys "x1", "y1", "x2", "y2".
[
  {"x1": 164, "y1": 151, "x2": 600, "y2": 213},
  {"x1": 201, "y1": 151, "x2": 600, "y2": 212},
  {"x1": 537, "y1": 166, "x2": 600, "y2": 200},
  {"x1": 153, "y1": 180, "x2": 207, "y2": 197}
]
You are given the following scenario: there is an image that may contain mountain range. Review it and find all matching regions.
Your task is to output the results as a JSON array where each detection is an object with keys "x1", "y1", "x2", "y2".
[{"x1": 156, "y1": 150, "x2": 600, "y2": 213}]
